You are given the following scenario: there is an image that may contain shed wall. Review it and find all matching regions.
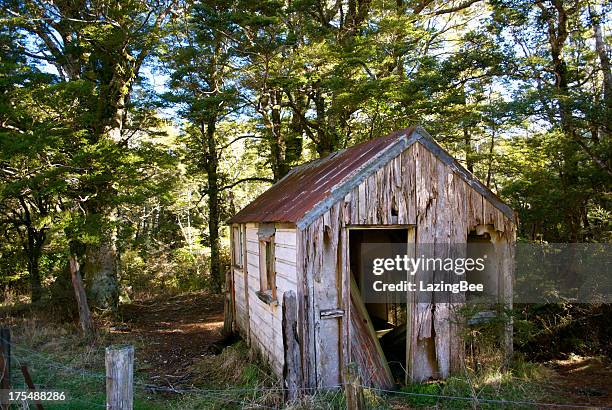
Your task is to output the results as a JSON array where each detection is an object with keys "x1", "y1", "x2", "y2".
[{"x1": 232, "y1": 223, "x2": 298, "y2": 376}]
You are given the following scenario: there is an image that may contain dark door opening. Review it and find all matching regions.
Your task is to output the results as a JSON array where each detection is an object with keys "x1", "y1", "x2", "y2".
[{"x1": 349, "y1": 228, "x2": 410, "y2": 383}]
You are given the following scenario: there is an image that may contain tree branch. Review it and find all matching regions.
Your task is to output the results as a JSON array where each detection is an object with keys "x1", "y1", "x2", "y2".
[{"x1": 219, "y1": 177, "x2": 274, "y2": 191}]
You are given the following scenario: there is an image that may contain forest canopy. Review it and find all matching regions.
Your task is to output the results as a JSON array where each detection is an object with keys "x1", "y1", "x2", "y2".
[{"x1": 0, "y1": 0, "x2": 610, "y2": 309}]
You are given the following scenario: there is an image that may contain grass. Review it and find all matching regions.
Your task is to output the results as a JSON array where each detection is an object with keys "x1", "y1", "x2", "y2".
[
  {"x1": 0, "y1": 300, "x2": 568, "y2": 410},
  {"x1": 1, "y1": 310, "x2": 280, "y2": 409},
  {"x1": 384, "y1": 356, "x2": 554, "y2": 409}
]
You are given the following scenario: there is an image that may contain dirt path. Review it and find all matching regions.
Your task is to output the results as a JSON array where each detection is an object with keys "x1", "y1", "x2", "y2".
[
  {"x1": 547, "y1": 356, "x2": 612, "y2": 407},
  {"x1": 112, "y1": 291, "x2": 225, "y2": 388}
]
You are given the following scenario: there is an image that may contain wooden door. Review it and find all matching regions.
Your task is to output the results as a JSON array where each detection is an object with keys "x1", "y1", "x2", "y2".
[{"x1": 313, "y1": 227, "x2": 343, "y2": 388}]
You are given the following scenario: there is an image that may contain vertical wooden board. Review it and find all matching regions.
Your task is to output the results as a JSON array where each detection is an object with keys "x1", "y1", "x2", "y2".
[
  {"x1": 350, "y1": 187, "x2": 359, "y2": 223},
  {"x1": 299, "y1": 227, "x2": 317, "y2": 388},
  {"x1": 308, "y1": 222, "x2": 321, "y2": 387},
  {"x1": 242, "y1": 225, "x2": 251, "y2": 344},
  {"x1": 483, "y1": 198, "x2": 498, "y2": 228},
  {"x1": 405, "y1": 227, "x2": 416, "y2": 382},
  {"x1": 412, "y1": 142, "x2": 437, "y2": 382},
  {"x1": 295, "y1": 230, "x2": 309, "y2": 388},
  {"x1": 340, "y1": 198, "x2": 352, "y2": 375},
  {"x1": 495, "y1": 208, "x2": 507, "y2": 233},
  {"x1": 433, "y1": 159, "x2": 451, "y2": 379},
  {"x1": 402, "y1": 146, "x2": 417, "y2": 225},
  {"x1": 282, "y1": 290, "x2": 302, "y2": 401},
  {"x1": 343, "y1": 192, "x2": 353, "y2": 226},
  {"x1": 367, "y1": 172, "x2": 378, "y2": 224},
  {"x1": 358, "y1": 183, "x2": 367, "y2": 224},
  {"x1": 493, "y1": 232, "x2": 515, "y2": 363},
  {"x1": 392, "y1": 155, "x2": 402, "y2": 189},
  {"x1": 448, "y1": 173, "x2": 467, "y2": 374},
  {"x1": 383, "y1": 164, "x2": 390, "y2": 223},
  {"x1": 414, "y1": 143, "x2": 435, "y2": 339},
  {"x1": 466, "y1": 185, "x2": 484, "y2": 229},
  {"x1": 340, "y1": 224, "x2": 350, "y2": 375},
  {"x1": 375, "y1": 167, "x2": 387, "y2": 225},
  {"x1": 313, "y1": 207, "x2": 342, "y2": 387},
  {"x1": 229, "y1": 226, "x2": 236, "y2": 331}
]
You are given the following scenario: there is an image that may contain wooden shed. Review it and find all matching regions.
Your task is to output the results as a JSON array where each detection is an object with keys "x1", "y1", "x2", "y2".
[{"x1": 227, "y1": 127, "x2": 515, "y2": 390}]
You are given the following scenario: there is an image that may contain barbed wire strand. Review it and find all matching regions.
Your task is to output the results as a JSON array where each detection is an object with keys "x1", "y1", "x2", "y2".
[
  {"x1": 365, "y1": 385, "x2": 609, "y2": 409},
  {"x1": 9, "y1": 350, "x2": 106, "y2": 409},
  {"x1": 3, "y1": 337, "x2": 609, "y2": 409}
]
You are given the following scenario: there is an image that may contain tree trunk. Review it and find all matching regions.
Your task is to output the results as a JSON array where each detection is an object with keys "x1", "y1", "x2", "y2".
[
  {"x1": 545, "y1": 2, "x2": 581, "y2": 241},
  {"x1": 206, "y1": 117, "x2": 222, "y2": 292},
  {"x1": 84, "y1": 236, "x2": 119, "y2": 311},
  {"x1": 27, "y1": 242, "x2": 42, "y2": 303},
  {"x1": 270, "y1": 91, "x2": 290, "y2": 181},
  {"x1": 19, "y1": 196, "x2": 45, "y2": 303},
  {"x1": 589, "y1": 4, "x2": 611, "y2": 135},
  {"x1": 313, "y1": 85, "x2": 338, "y2": 157},
  {"x1": 463, "y1": 126, "x2": 474, "y2": 173}
]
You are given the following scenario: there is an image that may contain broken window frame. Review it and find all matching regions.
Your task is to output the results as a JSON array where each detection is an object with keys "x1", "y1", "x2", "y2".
[{"x1": 257, "y1": 230, "x2": 277, "y2": 304}]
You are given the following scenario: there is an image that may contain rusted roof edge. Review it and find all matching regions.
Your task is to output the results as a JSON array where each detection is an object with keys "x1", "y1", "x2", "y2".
[{"x1": 296, "y1": 129, "x2": 421, "y2": 230}]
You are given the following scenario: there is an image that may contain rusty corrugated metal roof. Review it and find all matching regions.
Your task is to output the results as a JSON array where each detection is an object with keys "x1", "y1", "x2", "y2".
[
  {"x1": 228, "y1": 126, "x2": 515, "y2": 227},
  {"x1": 228, "y1": 128, "x2": 417, "y2": 224}
]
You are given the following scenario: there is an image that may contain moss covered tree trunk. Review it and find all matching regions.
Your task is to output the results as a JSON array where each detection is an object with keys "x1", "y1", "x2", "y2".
[{"x1": 84, "y1": 237, "x2": 119, "y2": 310}]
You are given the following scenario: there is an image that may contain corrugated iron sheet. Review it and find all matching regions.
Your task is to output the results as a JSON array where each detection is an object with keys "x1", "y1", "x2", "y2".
[{"x1": 228, "y1": 128, "x2": 416, "y2": 224}]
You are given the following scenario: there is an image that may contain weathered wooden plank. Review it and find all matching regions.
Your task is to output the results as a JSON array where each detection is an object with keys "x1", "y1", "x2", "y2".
[
  {"x1": 412, "y1": 142, "x2": 437, "y2": 382},
  {"x1": 313, "y1": 205, "x2": 342, "y2": 387},
  {"x1": 358, "y1": 183, "x2": 367, "y2": 224},
  {"x1": 275, "y1": 229, "x2": 297, "y2": 247},
  {"x1": 466, "y1": 184, "x2": 484, "y2": 229},
  {"x1": 297, "y1": 227, "x2": 316, "y2": 389},
  {"x1": 433, "y1": 158, "x2": 451, "y2": 379},
  {"x1": 493, "y1": 232, "x2": 515, "y2": 365},
  {"x1": 282, "y1": 291, "x2": 302, "y2": 402},
  {"x1": 241, "y1": 226, "x2": 251, "y2": 343},
  {"x1": 449, "y1": 173, "x2": 467, "y2": 374},
  {"x1": 223, "y1": 268, "x2": 234, "y2": 337},
  {"x1": 340, "y1": 207, "x2": 351, "y2": 379},
  {"x1": 402, "y1": 145, "x2": 417, "y2": 225},
  {"x1": 274, "y1": 246, "x2": 297, "y2": 265}
]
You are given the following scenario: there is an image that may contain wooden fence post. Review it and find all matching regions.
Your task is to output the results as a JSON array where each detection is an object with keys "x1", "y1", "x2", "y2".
[
  {"x1": 282, "y1": 290, "x2": 302, "y2": 402},
  {"x1": 0, "y1": 327, "x2": 10, "y2": 410},
  {"x1": 105, "y1": 345, "x2": 134, "y2": 410},
  {"x1": 343, "y1": 363, "x2": 364, "y2": 410}
]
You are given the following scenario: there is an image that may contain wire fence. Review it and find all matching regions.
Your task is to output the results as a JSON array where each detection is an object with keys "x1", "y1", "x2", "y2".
[{"x1": 1, "y1": 335, "x2": 609, "y2": 409}]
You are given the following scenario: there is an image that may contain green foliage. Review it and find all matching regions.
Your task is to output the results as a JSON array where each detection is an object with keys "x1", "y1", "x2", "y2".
[{"x1": 514, "y1": 303, "x2": 612, "y2": 360}]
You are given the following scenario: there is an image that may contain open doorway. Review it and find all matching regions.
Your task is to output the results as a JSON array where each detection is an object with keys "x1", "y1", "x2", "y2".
[{"x1": 349, "y1": 227, "x2": 411, "y2": 382}]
